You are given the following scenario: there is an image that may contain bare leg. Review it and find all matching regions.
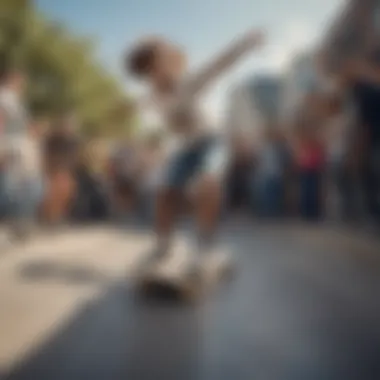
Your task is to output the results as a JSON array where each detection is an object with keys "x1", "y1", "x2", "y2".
[
  {"x1": 153, "y1": 187, "x2": 182, "y2": 256},
  {"x1": 193, "y1": 175, "x2": 223, "y2": 253}
]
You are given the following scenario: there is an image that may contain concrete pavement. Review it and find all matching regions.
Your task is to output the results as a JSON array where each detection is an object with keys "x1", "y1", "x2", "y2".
[{"x1": 0, "y1": 221, "x2": 380, "y2": 380}]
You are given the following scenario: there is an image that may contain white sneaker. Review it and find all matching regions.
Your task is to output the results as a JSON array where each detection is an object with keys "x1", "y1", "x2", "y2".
[
  {"x1": 199, "y1": 247, "x2": 234, "y2": 277},
  {"x1": 144, "y1": 244, "x2": 171, "y2": 267}
]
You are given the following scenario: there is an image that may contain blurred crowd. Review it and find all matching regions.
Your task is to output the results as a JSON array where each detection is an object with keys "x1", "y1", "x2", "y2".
[
  {"x1": 0, "y1": 60, "x2": 167, "y2": 240},
  {"x1": 1, "y1": 46, "x2": 380, "y2": 243},
  {"x1": 228, "y1": 51, "x2": 380, "y2": 226}
]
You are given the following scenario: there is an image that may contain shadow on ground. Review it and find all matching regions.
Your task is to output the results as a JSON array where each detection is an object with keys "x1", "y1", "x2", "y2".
[
  {"x1": 2, "y1": 282, "x2": 203, "y2": 380},
  {"x1": 3, "y1": 223, "x2": 380, "y2": 380},
  {"x1": 17, "y1": 261, "x2": 111, "y2": 286}
]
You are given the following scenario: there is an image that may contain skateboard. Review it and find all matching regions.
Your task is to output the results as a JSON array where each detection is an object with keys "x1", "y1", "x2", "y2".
[{"x1": 135, "y1": 245, "x2": 234, "y2": 302}]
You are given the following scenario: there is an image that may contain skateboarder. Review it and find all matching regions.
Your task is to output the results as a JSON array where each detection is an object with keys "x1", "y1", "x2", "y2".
[{"x1": 125, "y1": 29, "x2": 265, "y2": 267}]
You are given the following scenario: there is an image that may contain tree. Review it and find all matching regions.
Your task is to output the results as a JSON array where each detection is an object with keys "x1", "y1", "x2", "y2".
[{"x1": 0, "y1": 0, "x2": 135, "y2": 137}]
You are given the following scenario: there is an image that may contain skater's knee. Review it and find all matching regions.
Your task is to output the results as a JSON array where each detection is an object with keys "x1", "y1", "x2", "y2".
[
  {"x1": 156, "y1": 187, "x2": 180, "y2": 204},
  {"x1": 195, "y1": 175, "x2": 221, "y2": 199}
]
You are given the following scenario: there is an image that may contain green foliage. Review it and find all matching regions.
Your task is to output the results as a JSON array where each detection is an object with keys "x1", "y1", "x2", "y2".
[{"x1": 0, "y1": 0, "x2": 135, "y2": 137}]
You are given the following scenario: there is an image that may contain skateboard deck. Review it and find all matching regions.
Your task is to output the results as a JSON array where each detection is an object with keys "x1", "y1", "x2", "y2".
[{"x1": 136, "y1": 245, "x2": 234, "y2": 302}]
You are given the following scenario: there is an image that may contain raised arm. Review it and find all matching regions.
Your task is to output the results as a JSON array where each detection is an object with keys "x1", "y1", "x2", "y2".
[
  {"x1": 355, "y1": 59, "x2": 380, "y2": 84},
  {"x1": 187, "y1": 29, "x2": 265, "y2": 95},
  {"x1": 334, "y1": 55, "x2": 380, "y2": 89}
]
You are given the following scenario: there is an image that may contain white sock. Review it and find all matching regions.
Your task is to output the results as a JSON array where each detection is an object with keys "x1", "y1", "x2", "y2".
[
  {"x1": 197, "y1": 233, "x2": 215, "y2": 254},
  {"x1": 156, "y1": 235, "x2": 170, "y2": 254}
]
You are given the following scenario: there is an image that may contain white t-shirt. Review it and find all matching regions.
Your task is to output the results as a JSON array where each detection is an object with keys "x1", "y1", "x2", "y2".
[
  {"x1": 0, "y1": 88, "x2": 42, "y2": 179},
  {"x1": 152, "y1": 84, "x2": 210, "y2": 151},
  {"x1": 145, "y1": 31, "x2": 263, "y2": 152},
  {"x1": 0, "y1": 88, "x2": 28, "y2": 152},
  {"x1": 19, "y1": 137, "x2": 43, "y2": 178}
]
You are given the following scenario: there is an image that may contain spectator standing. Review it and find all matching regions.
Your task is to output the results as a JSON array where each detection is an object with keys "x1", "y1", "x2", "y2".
[
  {"x1": 138, "y1": 133, "x2": 166, "y2": 222},
  {"x1": 0, "y1": 61, "x2": 39, "y2": 239},
  {"x1": 71, "y1": 142, "x2": 110, "y2": 222},
  {"x1": 22, "y1": 118, "x2": 46, "y2": 226},
  {"x1": 255, "y1": 126, "x2": 288, "y2": 218},
  {"x1": 226, "y1": 131, "x2": 255, "y2": 213},
  {"x1": 328, "y1": 53, "x2": 380, "y2": 224},
  {"x1": 350, "y1": 54, "x2": 380, "y2": 223},
  {"x1": 293, "y1": 118, "x2": 326, "y2": 221},
  {"x1": 323, "y1": 94, "x2": 359, "y2": 221},
  {"x1": 109, "y1": 139, "x2": 140, "y2": 216},
  {"x1": 42, "y1": 113, "x2": 81, "y2": 225}
]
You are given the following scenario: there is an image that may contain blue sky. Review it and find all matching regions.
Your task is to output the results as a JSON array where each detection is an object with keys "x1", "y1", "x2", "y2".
[{"x1": 35, "y1": 0, "x2": 344, "y2": 120}]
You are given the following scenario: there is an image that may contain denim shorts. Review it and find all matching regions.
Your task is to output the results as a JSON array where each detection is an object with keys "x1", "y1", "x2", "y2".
[
  {"x1": 163, "y1": 137, "x2": 229, "y2": 190},
  {"x1": 0, "y1": 171, "x2": 44, "y2": 219}
]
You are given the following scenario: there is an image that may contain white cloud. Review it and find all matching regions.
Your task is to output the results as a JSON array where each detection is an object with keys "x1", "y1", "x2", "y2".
[
  {"x1": 262, "y1": 19, "x2": 318, "y2": 72},
  {"x1": 205, "y1": 18, "x2": 319, "y2": 123},
  {"x1": 211, "y1": 10, "x2": 341, "y2": 121}
]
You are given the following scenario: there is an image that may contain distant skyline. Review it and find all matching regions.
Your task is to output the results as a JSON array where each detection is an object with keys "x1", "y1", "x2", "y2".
[{"x1": 35, "y1": 0, "x2": 345, "y2": 121}]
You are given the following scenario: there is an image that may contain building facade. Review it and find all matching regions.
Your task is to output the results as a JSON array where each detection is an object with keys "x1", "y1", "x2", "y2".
[
  {"x1": 322, "y1": 0, "x2": 380, "y2": 72},
  {"x1": 227, "y1": 75, "x2": 283, "y2": 147}
]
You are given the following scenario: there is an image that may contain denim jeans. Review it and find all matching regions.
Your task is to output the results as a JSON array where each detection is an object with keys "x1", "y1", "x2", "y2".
[
  {"x1": 329, "y1": 161, "x2": 361, "y2": 221},
  {"x1": 255, "y1": 175, "x2": 284, "y2": 217},
  {"x1": 0, "y1": 171, "x2": 44, "y2": 222},
  {"x1": 299, "y1": 170, "x2": 322, "y2": 220}
]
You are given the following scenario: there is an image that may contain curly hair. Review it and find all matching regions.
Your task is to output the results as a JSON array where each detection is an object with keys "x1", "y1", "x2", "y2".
[
  {"x1": 125, "y1": 38, "x2": 165, "y2": 78},
  {"x1": 125, "y1": 37, "x2": 186, "y2": 80}
]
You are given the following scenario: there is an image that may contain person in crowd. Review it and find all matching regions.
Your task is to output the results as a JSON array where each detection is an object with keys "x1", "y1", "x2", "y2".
[
  {"x1": 293, "y1": 114, "x2": 326, "y2": 221},
  {"x1": 108, "y1": 138, "x2": 140, "y2": 217},
  {"x1": 323, "y1": 93, "x2": 359, "y2": 221},
  {"x1": 23, "y1": 118, "x2": 46, "y2": 227},
  {"x1": 42, "y1": 112, "x2": 81, "y2": 225},
  {"x1": 126, "y1": 29, "x2": 264, "y2": 265},
  {"x1": 329, "y1": 52, "x2": 380, "y2": 223},
  {"x1": 0, "y1": 60, "x2": 40, "y2": 239},
  {"x1": 137, "y1": 132, "x2": 167, "y2": 222},
  {"x1": 255, "y1": 125, "x2": 288, "y2": 218},
  {"x1": 71, "y1": 140, "x2": 110, "y2": 222},
  {"x1": 226, "y1": 130, "x2": 256, "y2": 213}
]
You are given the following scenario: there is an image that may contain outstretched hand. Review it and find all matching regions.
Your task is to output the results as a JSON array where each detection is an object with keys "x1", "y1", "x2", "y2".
[{"x1": 245, "y1": 29, "x2": 266, "y2": 48}]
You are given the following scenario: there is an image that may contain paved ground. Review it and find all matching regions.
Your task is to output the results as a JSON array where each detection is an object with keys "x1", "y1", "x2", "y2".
[{"x1": 1, "y1": 220, "x2": 380, "y2": 380}]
